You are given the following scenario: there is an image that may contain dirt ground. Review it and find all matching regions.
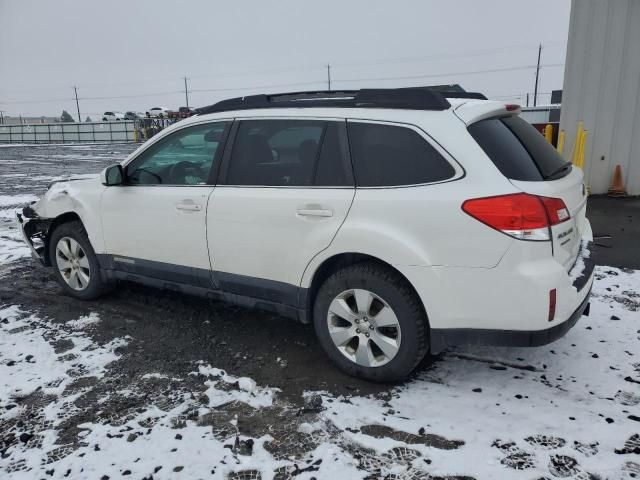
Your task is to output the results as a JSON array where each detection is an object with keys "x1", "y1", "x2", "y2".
[{"x1": 1, "y1": 144, "x2": 638, "y2": 479}]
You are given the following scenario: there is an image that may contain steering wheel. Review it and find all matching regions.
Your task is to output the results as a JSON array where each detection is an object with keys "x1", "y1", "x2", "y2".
[
  {"x1": 169, "y1": 161, "x2": 200, "y2": 184},
  {"x1": 130, "y1": 167, "x2": 162, "y2": 184}
]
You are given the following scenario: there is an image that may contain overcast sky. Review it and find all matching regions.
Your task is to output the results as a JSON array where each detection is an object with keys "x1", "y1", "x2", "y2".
[{"x1": 0, "y1": 0, "x2": 571, "y2": 119}]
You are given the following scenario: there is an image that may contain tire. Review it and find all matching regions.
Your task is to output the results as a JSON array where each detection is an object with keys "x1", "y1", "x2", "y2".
[
  {"x1": 313, "y1": 262, "x2": 429, "y2": 382},
  {"x1": 48, "y1": 220, "x2": 113, "y2": 300}
]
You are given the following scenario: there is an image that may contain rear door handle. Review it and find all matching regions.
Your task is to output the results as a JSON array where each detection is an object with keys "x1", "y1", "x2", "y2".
[
  {"x1": 296, "y1": 208, "x2": 333, "y2": 217},
  {"x1": 175, "y1": 201, "x2": 202, "y2": 212}
]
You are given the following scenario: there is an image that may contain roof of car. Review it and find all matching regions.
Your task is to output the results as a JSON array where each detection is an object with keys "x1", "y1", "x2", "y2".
[{"x1": 195, "y1": 87, "x2": 488, "y2": 116}]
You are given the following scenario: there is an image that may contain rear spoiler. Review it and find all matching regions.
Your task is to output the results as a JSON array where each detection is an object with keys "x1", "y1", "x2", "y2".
[{"x1": 453, "y1": 102, "x2": 521, "y2": 125}]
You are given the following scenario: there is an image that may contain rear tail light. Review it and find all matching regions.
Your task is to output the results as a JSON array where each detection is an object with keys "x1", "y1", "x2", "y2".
[{"x1": 461, "y1": 193, "x2": 570, "y2": 241}]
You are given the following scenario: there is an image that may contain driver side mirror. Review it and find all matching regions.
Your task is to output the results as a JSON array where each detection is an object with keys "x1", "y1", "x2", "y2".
[{"x1": 101, "y1": 164, "x2": 123, "y2": 186}]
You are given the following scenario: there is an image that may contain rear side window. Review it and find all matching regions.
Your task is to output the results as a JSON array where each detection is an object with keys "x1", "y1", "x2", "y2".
[
  {"x1": 468, "y1": 116, "x2": 571, "y2": 181},
  {"x1": 225, "y1": 120, "x2": 351, "y2": 187},
  {"x1": 347, "y1": 122, "x2": 455, "y2": 187}
]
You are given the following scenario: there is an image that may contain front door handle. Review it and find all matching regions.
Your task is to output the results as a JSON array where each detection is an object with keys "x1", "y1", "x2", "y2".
[
  {"x1": 175, "y1": 201, "x2": 202, "y2": 212},
  {"x1": 296, "y1": 207, "x2": 333, "y2": 217}
]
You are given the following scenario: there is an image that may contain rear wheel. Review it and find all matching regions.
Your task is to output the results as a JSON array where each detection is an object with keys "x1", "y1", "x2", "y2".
[
  {"x1": 49, "y1": 221, "x2": 113, "y2": 300},
  {"x1": 313, "y1": 262, "x2": 429, "y2": 382}
]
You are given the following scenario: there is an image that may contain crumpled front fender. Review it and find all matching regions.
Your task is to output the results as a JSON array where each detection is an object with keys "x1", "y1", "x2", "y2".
[{"x1": 15, "y1": 206, "x2": 52, "y2": 265}]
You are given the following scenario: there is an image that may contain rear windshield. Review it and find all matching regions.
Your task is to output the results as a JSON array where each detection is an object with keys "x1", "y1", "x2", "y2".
[{"x1": 468, "y1": 115, "x2": 571, "y2": 181}]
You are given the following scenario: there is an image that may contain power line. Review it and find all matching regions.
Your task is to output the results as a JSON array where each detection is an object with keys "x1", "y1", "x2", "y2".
[
  {"x1": 190, "y1": 79, "x2": 322, "y2": 93},
  {"x1": 330, "y1": 43, "x2": 564, "y2": 69},
  {"x1": 1, "y1": 63, "x2": 565, "y2": 109},
  {"x1": 333, "y1": 63, "x2": 564, "y2": 84},
  {"x1": 1, "y1": 42, "x2": 568, "y2": 96},
  {"x1": 79, "y1": 91, "x2": 183, "y2": 101}
]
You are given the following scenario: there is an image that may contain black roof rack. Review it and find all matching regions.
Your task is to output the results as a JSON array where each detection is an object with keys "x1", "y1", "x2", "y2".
[
  {"x1": 195, "y1": 86, "x2": 487, "y2": 115},
  {"x1": 420, "y1": 84, "x2": 487, "y2": 100}
]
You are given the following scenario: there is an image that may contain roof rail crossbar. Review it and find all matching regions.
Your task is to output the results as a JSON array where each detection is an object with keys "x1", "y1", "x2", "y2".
[{"x1": 196, "y1": 87, "x2": 453, "y2": 115}]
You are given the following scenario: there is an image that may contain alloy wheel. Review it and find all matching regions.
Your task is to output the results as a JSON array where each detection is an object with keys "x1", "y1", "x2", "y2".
[
  {"x1": 55, "y1": 237, "x2": 90, "y2": 291},
  {"x1": 326, "y1": 288, "x2": 402, "y2": 367}
]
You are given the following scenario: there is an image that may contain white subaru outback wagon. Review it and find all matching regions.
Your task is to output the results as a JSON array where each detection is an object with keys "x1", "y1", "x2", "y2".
[{"x1": 17, "y1": 87, "x2": 595, "y2": 381}]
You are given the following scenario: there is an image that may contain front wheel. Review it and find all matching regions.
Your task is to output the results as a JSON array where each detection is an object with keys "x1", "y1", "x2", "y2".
[
  {"x1": 49, "y1": 221, "x2": 113, "y2": 300},
  {"x1": 313, "y1": 262, "x2": 429, "y2": 382}
]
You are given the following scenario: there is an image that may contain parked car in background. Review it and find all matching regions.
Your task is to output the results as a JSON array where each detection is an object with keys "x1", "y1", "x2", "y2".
[
  {"x1": 124, "y1": 111, "x2": 145, "y2": 120},
  {"x1": 102, "y1": 111, "x2": 124, "y2": 121},
  {"x1": 168, "y1": 107, "x2": 196, "y2": 119},
  {"x1": 146, "y1": 107, "x2": 171, "y2": 118},
  {"x1": 17, "y1": 87, "x2": 594, "y2": 382}
]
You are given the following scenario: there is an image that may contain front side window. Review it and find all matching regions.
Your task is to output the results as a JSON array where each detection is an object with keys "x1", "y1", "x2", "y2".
[
  {"x1": 224, "y1": 120, "x2": 351, "y2": 187},
  {"x1": 347, "y1": 122, "x2": 456, "y2": 187},
  {"x1": 126, "y1": 122, "x2": 229, "y2": 185}
]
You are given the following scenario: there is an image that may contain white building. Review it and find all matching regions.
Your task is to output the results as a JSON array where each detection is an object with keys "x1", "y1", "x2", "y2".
[{"x1": 560, "y1": 0, "x2": 640, "y2": 195}]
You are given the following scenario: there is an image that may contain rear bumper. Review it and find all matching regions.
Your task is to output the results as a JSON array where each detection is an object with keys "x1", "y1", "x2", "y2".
[
  {"x1": 430, "y1": 286, "x2": 591, "y2": 352},
  {"x1": 397, "y1": 221, "x2": 596, "y2": 354}
]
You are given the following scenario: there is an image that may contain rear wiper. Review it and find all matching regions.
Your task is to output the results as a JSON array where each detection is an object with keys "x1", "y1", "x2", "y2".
[{"x1": 544, "y1": 162, "x2": 572, "y2": 180}]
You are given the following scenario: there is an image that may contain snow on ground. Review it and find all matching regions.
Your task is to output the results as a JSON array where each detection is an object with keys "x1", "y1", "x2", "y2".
[
  {"x1": 0, "y1": 185, "x2": 638, "y2": 479},
  {"x1": 0, "y1": 306, "x2": 129, "y2": 478},
  {"x1": 0, "y1": 194, "x2": 38, "y2": 207},
  {"x1": 314, "y1": 266, "x2": 640, "y2": 479},
  {"x1": 0, "y1": 202, "x2": 32, "y2": 264}
]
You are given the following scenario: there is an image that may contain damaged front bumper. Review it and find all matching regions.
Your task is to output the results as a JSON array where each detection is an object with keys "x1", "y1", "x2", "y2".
[{"x1": 15, "y1": 205, "x2": 51, "y2": 265}]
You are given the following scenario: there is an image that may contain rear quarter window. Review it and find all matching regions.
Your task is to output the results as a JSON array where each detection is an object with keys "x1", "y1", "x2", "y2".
[
  {"x1": 468, "y1": 116, "x2": 571, "y2": 181},
  {"x1": 347, "y1": 122, "x2": 455, "y2": 187}
]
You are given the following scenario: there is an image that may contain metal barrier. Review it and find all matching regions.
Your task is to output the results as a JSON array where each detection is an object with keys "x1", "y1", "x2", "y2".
[
  {"x1": 0, "y1": 117, "x2": 178, "y2": 144},
  {"x1": 0, "y1": 121, "x2": 136, "y2": 144}
]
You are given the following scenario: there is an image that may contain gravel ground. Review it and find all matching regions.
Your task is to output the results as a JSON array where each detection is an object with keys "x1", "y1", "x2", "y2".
[{"x1": 0, "y1": 144, "x2": 638, "y2": 479}]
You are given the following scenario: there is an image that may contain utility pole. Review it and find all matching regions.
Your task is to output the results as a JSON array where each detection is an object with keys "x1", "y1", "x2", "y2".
[
  {"x1": 327, "y1": 64, "x2": 331, "y2": 91},
  {"x1": 526, "y1": 93, "x2": 530, "y2": 107},
  {"x1": 183, "y1": 76, "x2": 189, "y2": 107},
  {"x1": 533, "y1": 43, "x2": 542, "y2": 107},
  {"x1": 73, "y1": 86, "x2": 81, "y2": 123},
  {"x1": 0, "y1": 111, "x2": 4, "y2": 125}
]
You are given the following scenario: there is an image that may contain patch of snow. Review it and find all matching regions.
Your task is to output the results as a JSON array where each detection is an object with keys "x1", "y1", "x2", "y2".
[
  {"x1": 65, "y1": 312, "x2": 101, "y2": 330},
  {"x1": 141, "y1": 372, "x2": 169, "y2": 380},
  {"x1": 0, "y1": 304, "x2": 127, "y2": 413},
  {"x1": 569, "y1": 238, "x2": 592, "y2": 284},
  {"x1": 0, "y1": 210, "x2": 31, "y2": 264},
  {"x1": 195, "y1": 363, "x2": 279, "y2": 408},
  {"x1": 0, "y1": 194, "x2": 39, "y2": 207}
]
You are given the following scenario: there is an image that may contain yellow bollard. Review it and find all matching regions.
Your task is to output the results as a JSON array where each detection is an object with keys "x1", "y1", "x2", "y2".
[
  {"x1": 577, "y1": 130, "x2": 588, "y2": 169},
  {"x1": 571, "y1": 121, "x2": 584, "y2": 166},
  {"x1": 133, "y1": 129, "x2": 139, "y2": 143},
  {"x1": 557, "y1": 130, "x2": 565, "y2": 154},
  {"x1": 544, "y1": 124, "x2": 553, "y2": 144}
]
